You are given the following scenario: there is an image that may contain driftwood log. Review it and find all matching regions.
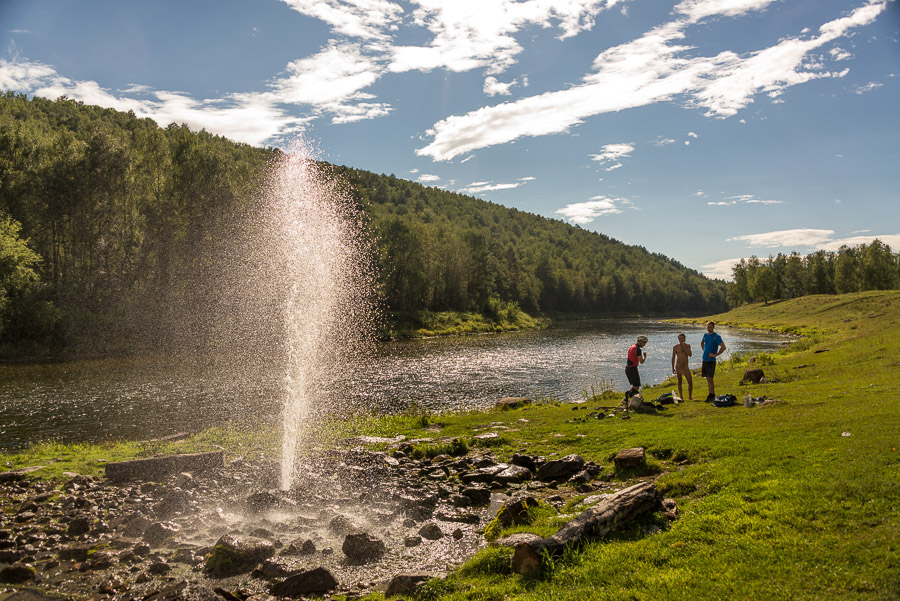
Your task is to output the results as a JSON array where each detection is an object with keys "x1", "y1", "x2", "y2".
[{"x1": 512, "y1": 481, "x2": 661, "y2": 575}]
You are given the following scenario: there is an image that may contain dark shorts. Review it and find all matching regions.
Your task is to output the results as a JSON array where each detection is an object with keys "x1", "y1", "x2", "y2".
[
  {"x1": 625, "y1": 366, "x2": 641, "y2": 387},
  {"x1": 701, "y1": 361, "x2": 717, "y2": 378}
]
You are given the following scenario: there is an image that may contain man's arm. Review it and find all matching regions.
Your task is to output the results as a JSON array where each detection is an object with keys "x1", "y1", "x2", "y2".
[
  {"x1": 715, "y1": 341, "x2": 726, "y2": 357},
  {"x1": 671, "y1": 346, "x2": 677, "y2": 372}
]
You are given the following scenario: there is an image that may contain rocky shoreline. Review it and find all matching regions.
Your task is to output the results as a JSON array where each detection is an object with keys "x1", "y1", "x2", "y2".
[{"x1": 0, "y1": 431, "x2": 658, "y2": 601}]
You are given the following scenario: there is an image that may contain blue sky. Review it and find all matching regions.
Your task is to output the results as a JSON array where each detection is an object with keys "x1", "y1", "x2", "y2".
[{"x1": 2, "y1": 0, "x2": 898, "y2": 278}]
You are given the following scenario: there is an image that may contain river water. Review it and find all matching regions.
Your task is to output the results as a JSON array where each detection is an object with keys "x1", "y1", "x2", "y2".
[{"x1": 0, "y1": 320, "x2": 788, "y2": 450}]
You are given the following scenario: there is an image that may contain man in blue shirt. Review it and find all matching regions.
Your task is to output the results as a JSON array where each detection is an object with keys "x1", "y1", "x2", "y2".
[{"x1": 700, "y1": 321, "x2": 726, "y2": 402}]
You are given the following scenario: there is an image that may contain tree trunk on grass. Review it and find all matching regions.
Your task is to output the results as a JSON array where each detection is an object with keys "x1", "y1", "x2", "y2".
[{"x1": 512, "y1": 481, "x2": 661, "y2": 575}]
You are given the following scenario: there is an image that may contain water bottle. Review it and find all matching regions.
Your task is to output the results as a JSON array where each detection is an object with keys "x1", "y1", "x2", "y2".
[{"x1": 743, "y1": 393, "x2": 752, "y2": 407}]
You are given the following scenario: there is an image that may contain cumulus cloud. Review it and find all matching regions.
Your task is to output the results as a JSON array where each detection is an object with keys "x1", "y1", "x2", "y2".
[
  {"x1": 417, "y1": 0, "x2": 887, "y2": 160},
  {"x1": 830, "y1": 46, "x2": 852, "y2": 60},
  {"x1": 590, "y1": 142, "x2": 635, "y2": 170},
  {"x1": 0, "y1": 59, "x2": 309, "y2": 146},
  {"x1": 815, "y1": 233, "x2": 900, "y2": 251},
  {"x1": 417, "y1": 173, "x2": 441, "y2": 182},
  {"x1": 709, "y1": 194, "x2": 784, "y2": 206},
  {"x1": 728, "y1": 228, "x2": 835, "y2": 247},
  {"x1": 852, "y1": 81, "x2": 883, "y2": 94},
  {"x1": 555, "y1": 196, "x2": 625, "y2": 224},
  {"x1": 483, "y1": 76, "x2": 519, "y2": 96},
  {"x1": 280, "y1": 0, "x2": 404, "y2": 40},
  {"x1": 700, "y1": 257, "x2": 745, "y2": 280}
]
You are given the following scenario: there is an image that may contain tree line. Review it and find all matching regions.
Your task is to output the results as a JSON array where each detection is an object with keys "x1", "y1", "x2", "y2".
[
  {"x1": 727, "y1": 241, "x2": 900, "y2": 306},
  {"x1": 0, "y1": 93, "x2": 727, "y2": 357}
]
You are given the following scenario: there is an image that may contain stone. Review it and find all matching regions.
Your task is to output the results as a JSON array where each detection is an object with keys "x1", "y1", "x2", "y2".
[
  {"x1": 143, "y1": 581, "x2": 221, "y2": 601},
  {"x1": 614, "y1": 448, "x2": 646, "y2": 470},
  {"x1": 494, "y1": 464, "x2": 532, "y2": 484},
  {"x1": 143, "y1": 521, "x2": 180, "y2": 545},
  {"x1": 204, "y1": 534, "x2": 276, "y2": 577},
  {"x1": 122, "y1": 514, "x2": 153, "y2": 537},
  {"x1": 495, "y1": 397, "x2": 532, "y2": 410},
  {"x1": 246, "y1": 490, "x2": 282, "y2": 511},
  {"x1": 385, "y1": 572, "x2": 436, "y2": 597},
  {"x1": 743, "y1": 368, "x2": 765, "y2": 384},
  {"x1": 0, "y1": 563, "x2": 37, "y2": 584},
  {"x1": 67, "y1": 516, "x2": 92, "y2": 536},
  {"x1": 105, "y1": 451, "x2": 225, "y2": 482},
  {"x1": 461, "y1": 486, "x2": 492, "y2": 506},
  {"x1": 473, "y1": 432, "x2": 501, "y2": 441},
  {"x1": 535, "y1": 454, "x2": 585, "y2": 482},
  {"x1": 283, "y1": 538, "x2": 316, "y2": 556},
  {"x1": 254, "y1": 557, "x2": 293, "y2": 579},
  {"x1": 452, "y1": 528, "x2": 464, "y2": 540},
  {"x1": 0, "y1": 466, "x2": 45, "y2": 483},
  {"x1": 510, "y1": 453, "x2": 537, "y2": 471},
  {"x1": 403, "y1": 536, "x2": 422, "y2": 547},
  {"x1": 460, "y1": 464, "x2": 507, "y2": 484},
  {"x1": 418, "y1": 523, "x2": 443, "y2": 540},
  {"x1": 58, "y1": 544, "x2": 93, "y2": 562},
  {"x1": 342, "y1": 533, "x2": 386, "y2": 562},
  {"x1": 495, "y1": 496, "x2": 540, "y2": 527},
  {"x1": 270, "y1": 566, "x2": 338, "y2": 597}
]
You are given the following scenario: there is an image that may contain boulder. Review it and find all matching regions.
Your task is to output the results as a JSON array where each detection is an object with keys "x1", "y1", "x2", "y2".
[
  {"x1": 461, "y1": 486, "x2": 492, "y2": 506},
  {"x1": 270, "y1": 567, "x2": 338, "y2": 597},
  {"x1": 510, "y1": 453, "x2": 537, "y2": 471},
  {"x1": 385, "y1": 572, "x2": 437, "y2": 597},
  {"x1": 418, "y1": 523, "x2": 443, "y2": 540},
  {"x1": 0, "y1": 563, "x2": 36, "y2": 584},
  {"x1": 535, "y1": 454, "x2": 585, "y2": 482},
  {"x1": 614, "y1": 448, "x2": 646, "y2": 470},
  {"x1": 495, "y1": 397, "x2": 532, "y2": 410},
  {"x1": 742, "y1": 368, "x2": 765, "y2": 384},
  {"x1": 204, "y1": 534, "x2": 275, "y2": 577},
  {"x1": 494, "y1": 465, "x2": 533, "y2": 484},
  {"x1": 143, "y1": 521, "x2": 180, "y2": 545},
  {"x1": 341, "y1": 533, "x2": 386, "y2": 563},
  {"x1": 495, "y1": 495, "x2": 540, "y2": 528}
]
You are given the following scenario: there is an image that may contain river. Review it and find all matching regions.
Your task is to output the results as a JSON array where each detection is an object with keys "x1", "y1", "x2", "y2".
[{"x1": 0, "y1": 320, "x2": 788, "y2": 450}]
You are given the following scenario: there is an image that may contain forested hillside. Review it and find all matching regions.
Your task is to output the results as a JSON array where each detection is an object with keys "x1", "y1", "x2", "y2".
[{"x1": 0, "y1": 93, "x2": 726, "y2": 356}]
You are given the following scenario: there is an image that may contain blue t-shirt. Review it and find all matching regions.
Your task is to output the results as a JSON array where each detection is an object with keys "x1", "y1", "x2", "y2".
[{"x1": 702, "y1": 332, "x2": 723, "y2": 362}]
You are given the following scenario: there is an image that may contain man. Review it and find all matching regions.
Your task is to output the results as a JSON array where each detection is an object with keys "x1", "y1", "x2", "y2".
[
  {"x1": 671, "y1": 333, "x2": 693, "y2": 400},
  {"x1": 625, "y1": 335, "x2": 649, "y2": 401},
  {"x1": 700, "y1": 321, "x2": 726, "y2": 401}
]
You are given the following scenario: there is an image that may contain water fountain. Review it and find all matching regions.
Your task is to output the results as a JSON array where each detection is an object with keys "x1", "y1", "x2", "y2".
[{"x1": 248, "y1": 141, "x2": 377, "y2": 490}]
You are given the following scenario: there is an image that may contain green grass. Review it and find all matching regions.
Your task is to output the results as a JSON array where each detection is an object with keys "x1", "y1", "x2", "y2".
[
  {"x1": 390, "y1": 308, "x2": 549, "y2": 338},
  {"x1": 4, "y1": 291, "x2": 899, "y2": 599}
]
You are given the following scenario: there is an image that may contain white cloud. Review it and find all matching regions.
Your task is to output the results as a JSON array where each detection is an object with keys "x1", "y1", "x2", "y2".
[
  {"x1": 590, "y1": 142, "x2": 635, "y2": 170},
  {"x1": 417, "y1": 0, "x2": 888, "y2": 160},
  {"x1": 280, "y1": 0, "x2": 404, "y2": 40},
  {"x1": 711, "y1": 194, "x2": 784, "y2": 206},
  {"x1": 483, "y1": 76, "x2": 519, "y2": 96},
  {"x1": 729, "y1": 228, "x2": 835, "y2": 247},
  {"x1": 852, "y1": 81, "x2": 883, "y2": 94},
  {"x1": 518, "y1": 176, "x2": 536, "y2": 181},
  {"x1": 418, "y1": 173, "x2": 441, "y2": 182},
  {"x1": 409, "y1": 168, "x2": 420, "y2": 173},
  {"x1": 390, "y1": 1, "x2": 619, "y2": 75},
  {"x1": 700, "y1": 257, "x2": 745, "y2": 280},
  {"x1": 653, "y1": 137, "x2": 676, "y2": 145},
  {"x1": 815, "y1": 233, "x2": 900, "y2": 251},
  {"x1": 555, "y1": 196, "x2": 625, "y2": 224},
  {"x1": 457, "y1": 180, "x2": 525, "y2": 194},
  {"x1": 0, "y1": 59, "x2": 309, "y2": 146},
  {"x1": 829, "y1": 46, "x2": 852, "y2": 60},
  {"x1": 688, "y1": 131, "x2": 698, "y2": 138}
]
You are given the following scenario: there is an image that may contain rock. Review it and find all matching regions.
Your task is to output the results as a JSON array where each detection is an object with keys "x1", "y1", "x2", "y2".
[
  {"x1": 155, "y1": 489, "x2": 191, "y2": 517},
  {"x1": 254, "y1": 556, "x2": 293, "y2": 579},
  {"x1": 67, "y1": 516, "x2": 92, "y2": 536},
  {"x1": 143, "y1": 521, "x2": 180, "y2": 545},
  {"x1": 270, "y1": 567, "x2": 338, "y2": 596},
  {"x1": 460, "y1": 464, "x2": 507, "y2": 484},
  {"x1": 342, "y1": 533, "x2": 386, "y2": 563},
  {"x1": 284, "y1": 538, "x2": 316, "y2": 555},
  {"x1": 473, "y1": 432, "x2": 501, "y2": 442},
  {"x1": 511, "y1": 453, "x2": 537, "y2": 471},
  {"x1": 418, "y1": 523, "x2": 443, "y2": 540},
  {"x1": 0, "y1": 466, "x2": 45, "y2": 483},
  {"x1": 385, "y1": 572, "x2": 436, "y2": 596},
  {"x1": 204, "y1": 534, "x2": 276, "y2": 577},
  {"x1": 143, "y1": 581, "x2": 221, "y2": 601},
  {"x1": 246, "y1": 490, "x2": 282, "y2": 511},
  {"x1": 0, "y1": 563, "x2": 37, "y2": 584},
  {"x1": 614, "y1": 448, "x2": 646, "y2": 470},
  {"x1": 535, "y1": 455, "x2": 585, "y2": 482},
  {"x1": 495, "y1": 496, "x2": 540, "y2": 527},
  {"x1": 494, "y1": 464, "x2": 532, "y2": 484},
  {"x1": 494, "y1": 532, "x2": 543, "y2": 548},
  {"x1": 495, "y1": 397, "x2": 531, "y2": 410},
  {"x1": 105, "y1": 452, "x2": 225, "y2": 482},
  {"x1": 148, "y1": 561, "x2": 172, "y2": 575},
  {"x1": 743, "y1": 368, "x2": 765, "y2": 384},
  {"x1": 403, "y1": 536, "x2": 422, "y2": 547},
  {"x1": 59, "y1": 544, "x2": 93, "y2": 562},
  {"x1": 461, "y1": 486, "x2": 492, "y2": 506},
  {"x1": 662, "y1": 498, "x2": 678, "y2": 520},
  {"x1": 449, "y1": 494, "x2": 472, "y2": 507},
  {"x1": 122, "y1": 514, "x2": 153, "y2": 537},
  {"x1": 173, "y1": 472, "x2": 194, "y2": 489}
]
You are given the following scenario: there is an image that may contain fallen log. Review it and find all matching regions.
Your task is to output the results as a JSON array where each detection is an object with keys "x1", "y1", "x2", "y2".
[{"x1": 512, "y1": 481, "x2": 661, "y2": 575}]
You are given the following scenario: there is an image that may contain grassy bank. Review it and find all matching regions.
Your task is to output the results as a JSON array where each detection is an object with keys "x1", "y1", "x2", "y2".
[
  {"x1": 3, "y1": 291, "x2": 898, "y2": 600},
  {"x1": 388, "y1": 306, "x2": 549, "y2": 338}
]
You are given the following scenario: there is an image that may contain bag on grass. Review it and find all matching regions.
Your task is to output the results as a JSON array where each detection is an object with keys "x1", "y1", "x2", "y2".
[{"x1": 713, "y1": 394, "x2": 737, "y2": 408}]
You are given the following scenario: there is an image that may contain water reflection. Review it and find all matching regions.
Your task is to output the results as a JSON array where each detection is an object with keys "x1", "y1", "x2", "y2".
[{"x1": 0, "y1": 320, "x2": 788, "y2": 449}]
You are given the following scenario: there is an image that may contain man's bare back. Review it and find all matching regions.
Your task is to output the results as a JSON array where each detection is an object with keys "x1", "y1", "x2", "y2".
[{"x1": 673, "y1": 342, "x2": 691, "y2": 372}]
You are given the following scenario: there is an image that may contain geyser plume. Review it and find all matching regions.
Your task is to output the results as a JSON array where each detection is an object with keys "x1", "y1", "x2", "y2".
[{"x1": 249, "y1": 141, "x2": 377, "y2": 490}]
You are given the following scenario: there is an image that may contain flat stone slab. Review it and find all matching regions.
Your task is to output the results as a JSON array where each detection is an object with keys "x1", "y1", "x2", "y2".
[
  {"x1": 614, "y1": 447, "x2": 646, "y2": 470},
  {"x1": 105, "y1": 451, "x2": 225, "y2": 482},
  {"x1": 496, "y1": 397, "x2": 532, "y2": 409},
  {"x1": 0, "y1": 466, "x2": 46, "y2": 482}
]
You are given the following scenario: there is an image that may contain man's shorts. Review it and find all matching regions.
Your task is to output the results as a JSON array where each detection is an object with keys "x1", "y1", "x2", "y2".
[
  {"x1": 701, "y1": 361, "x2": 717, "y2": 378},
  {"x1": 625, "y1": 366, "x2": 641, "y2": 387}
]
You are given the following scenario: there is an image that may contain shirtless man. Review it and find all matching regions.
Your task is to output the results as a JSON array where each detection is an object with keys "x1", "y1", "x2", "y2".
[{"x1": 671, "y1": 333, "x2": 693, "y2": 400}]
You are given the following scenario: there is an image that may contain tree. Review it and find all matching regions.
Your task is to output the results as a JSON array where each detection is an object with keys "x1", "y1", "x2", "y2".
[
  {"x1": 750, "y1": 262, "x2": 778, "y2": 304},
  {"x1": 783, "y1": 252, "x2": 807, "y2": 299},
  {"x1": 834, "y1": 246, "x2": 860, "y2": 294},
  {"x1": 860, "y1": 239, "x2": 898, "y2": 290}
]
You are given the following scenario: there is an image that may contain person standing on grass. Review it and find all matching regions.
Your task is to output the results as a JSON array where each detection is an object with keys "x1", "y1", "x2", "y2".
[
  {"x1": 701, "y1": 321, "x2": 726, "y2": 401},
  {"x1": 671, "y1": 333, "x2": 693, "y2": 400},
  {"x1": 625, "y1": 335, "x2": 649, "y2": 401}
]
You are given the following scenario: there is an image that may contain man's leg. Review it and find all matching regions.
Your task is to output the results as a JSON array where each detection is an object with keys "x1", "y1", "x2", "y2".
[
  {"x1": 706, "y1": 376, "x2": 715, "y2": 398},
  {"x1": 686, "y1": 371, "x2": 693, "y2": 400}
]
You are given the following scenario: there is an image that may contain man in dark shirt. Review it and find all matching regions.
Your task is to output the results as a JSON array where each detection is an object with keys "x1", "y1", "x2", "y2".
[
  {"x1": 625, "y1": 335, "x2": 649, "y2": 401},
  {"x1": 701, "y1": 321, "x2": 726, "y2": 401}
]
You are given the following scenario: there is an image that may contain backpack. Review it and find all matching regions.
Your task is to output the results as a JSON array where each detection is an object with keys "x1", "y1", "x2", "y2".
[{"x1": 713, "y1": 394, "x2": 737, "y2": 408}]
